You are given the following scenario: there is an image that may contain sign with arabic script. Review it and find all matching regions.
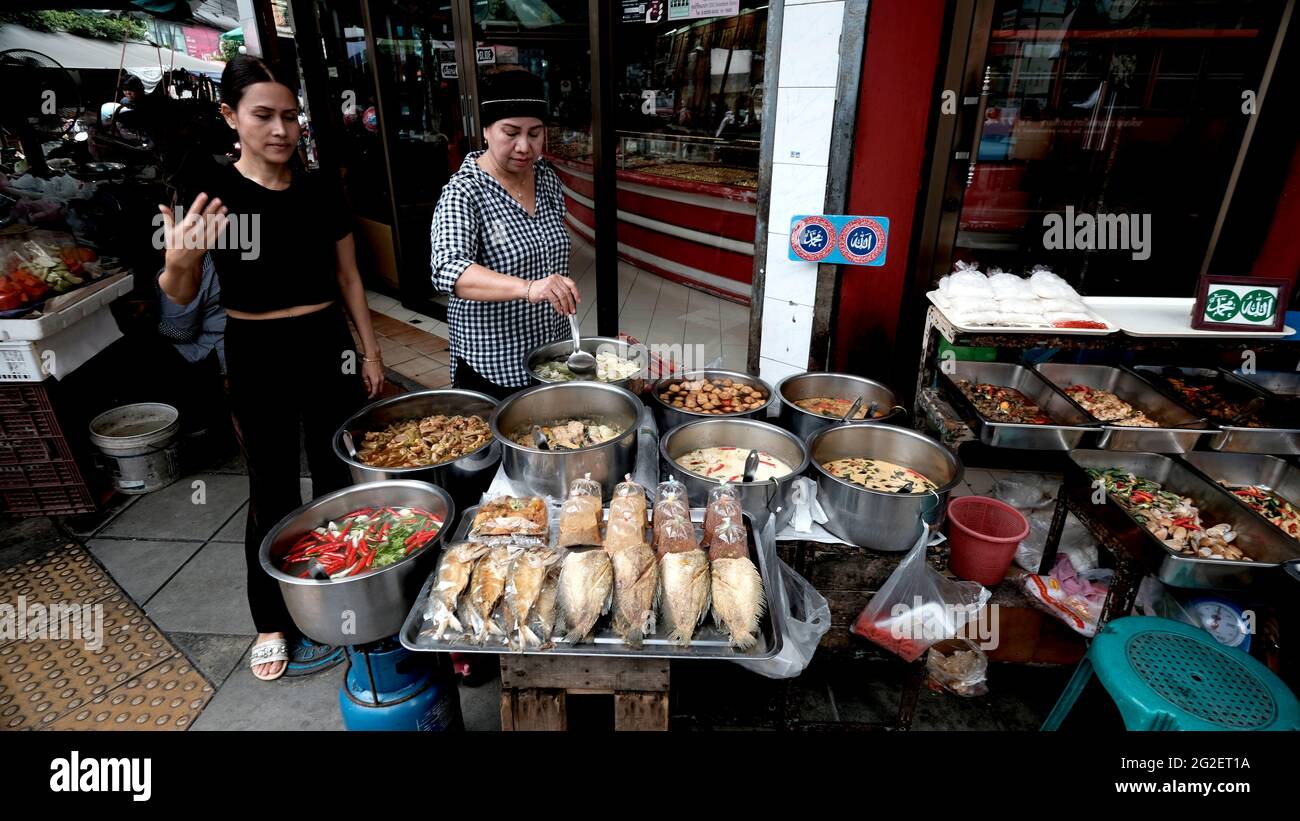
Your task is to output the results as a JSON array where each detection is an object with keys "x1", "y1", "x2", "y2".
[
  {"x1": 789, "y1": 214, "x2": 890, "y2": 266},
  {"x1": 1191, "y1": 275, "x2": 1290, "y2": 333}
]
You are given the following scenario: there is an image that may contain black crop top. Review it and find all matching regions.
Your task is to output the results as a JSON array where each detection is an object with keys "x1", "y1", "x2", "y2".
[{"x1": 181, "y1": 161, "x2": 351, "y2": 313}]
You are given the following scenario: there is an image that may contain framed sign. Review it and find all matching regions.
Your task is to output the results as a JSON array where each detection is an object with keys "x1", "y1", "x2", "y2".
[
  {"x1": 1191, "y1": 275, "x2": 1291, "y2": 332},
  {"x1": 476, "y1": 47, "x2": 496, "y2": 64},
  {"x1": 789, "y1": 214, "x2": 890, "y2": 266},
  {"x1": 440, "y1": 62, "x2": 458, "y2": 79}
]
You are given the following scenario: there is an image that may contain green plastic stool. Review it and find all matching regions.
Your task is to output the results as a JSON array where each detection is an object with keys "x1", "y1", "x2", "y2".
[{"x1": 1041, "y1": 616, "x2": 1300, "y2": 731}]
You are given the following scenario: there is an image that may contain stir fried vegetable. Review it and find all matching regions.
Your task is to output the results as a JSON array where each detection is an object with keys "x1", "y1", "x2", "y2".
[
  {"x1": 278, "y1": 507, "x2": 444, "y2": 579},
  {"x1": 1224, "y1": 484, "x2": 1300, "y2": 540},
  {"x1": 1087, "y1": 468, "x2": 1250, "y2": 561}
]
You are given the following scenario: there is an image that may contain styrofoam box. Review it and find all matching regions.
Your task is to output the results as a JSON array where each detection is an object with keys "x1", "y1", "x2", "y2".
[{"x1": 0, "y1": 271, "x2": 134, "y2": 342}]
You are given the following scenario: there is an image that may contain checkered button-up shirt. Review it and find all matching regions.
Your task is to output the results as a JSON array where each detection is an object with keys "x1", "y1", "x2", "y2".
[{"x1": 430, "y1": 150, "x2": 570, "y2": 386}]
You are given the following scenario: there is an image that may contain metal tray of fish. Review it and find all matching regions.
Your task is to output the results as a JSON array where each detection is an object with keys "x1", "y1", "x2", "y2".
[
  {"x1": 1127, "y1": 365, "x2": 1300, "y2": 456},
  {"x1": 1064, "y1": 450, "x2": 1300, "y2": 591},
  {"x1": 398, "y1": 504, "x2": 784, "y2": 660},
  {"x1": 936, "y1": 361, "x2": 1098, "y2": 450},
  {"x1": 1034, "y1": 363, "x2": 1216, "y2": 454}
]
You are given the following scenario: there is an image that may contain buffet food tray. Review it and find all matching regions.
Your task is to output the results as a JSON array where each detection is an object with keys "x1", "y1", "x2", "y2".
[
  {"x1": 1034, "y1": 363, "x2": 1216, "y2": 454},
  {"x1": 1064, "y1": 451, "x2": 1300, "y2": 590},
  {"x1": 1181, "y1": 452, "x2": 1300, "y2": 545},
  {"x1": 937, "y1": 361, "x2": 1097, "y2": 450},
  {"x1": 1127, "y1": 365, "x2": 1300, "y2": 456},
  {"x1": 399, "y1": 504, "x2": 783, "y2": 660}
]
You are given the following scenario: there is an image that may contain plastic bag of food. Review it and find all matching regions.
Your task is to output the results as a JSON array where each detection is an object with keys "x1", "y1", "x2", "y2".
[
  {"x1": 655, "y1": 475, "x2": 690, "y2": 508},
  {"x1": 557, "y1": 494, "x2": 602, "y2": 547},
  {"x1": 734, "y1": 517, "x2": 831, "y2": 679},
  {"x1": 707, "y1": 515, "x2": 748, "y2": 561},
  {"x1": 851, "y1": 526, "x2": 991, "y2": 662},
  {"x1": 926, "y1": 638, "x2": 989, "y2": 697},
  {"x1": 459, "y1": 544, "x2": 518, "y2": 645},
  {"x1": 610, "y1": 474, "x2": 647, "y2": 523},
  {"x1": 422, "y1": 542, "x2": 490, "y2": 640},
  {"x1": 604, "y1": 503, "x2": 647, "y2": 553},
  {"x1": 703, "y1": 483, "x2": 744, "y2": 548},
  {"x1": 568, "y1": 473, "x2": 603, "y2": 502},
  {"x1": 469, "y1": 494, "x2": 549, "y2": 540},
  {"x1": 654, "y1": 510, "x2": 699, "y2": 558}
]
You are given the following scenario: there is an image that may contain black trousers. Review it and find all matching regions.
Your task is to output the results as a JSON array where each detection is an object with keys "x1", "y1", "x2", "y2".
[
  {"x1": 226, "y1": 304, "x2": 366, "y2": 635},
  {"x1": 453, "y1": 356, "x2": 524, "y2": 401}
]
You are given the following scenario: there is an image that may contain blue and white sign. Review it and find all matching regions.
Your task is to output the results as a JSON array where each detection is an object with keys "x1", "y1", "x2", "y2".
[{"x1": 789, "y1": 214, "x2": 889, "y2": 266}]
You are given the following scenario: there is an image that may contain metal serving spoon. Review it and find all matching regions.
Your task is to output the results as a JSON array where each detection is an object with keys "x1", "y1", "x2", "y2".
[
  {"x1": 567, "y1": 314, "x2": 597, "y2": 378},
  {"x1": 742, "y1": 449, "x2": 760, "y2": 483}
]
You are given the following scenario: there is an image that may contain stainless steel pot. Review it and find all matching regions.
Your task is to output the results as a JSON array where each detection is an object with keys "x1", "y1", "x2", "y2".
[
  {"x1": 525, "y1": 335, "x2": 649, "y2": 393},
  {"x1": 776, "y1": 372, "x2": 905, "y2": 440},
  {"x1": 806, "y1": 423, "x2": 964, "y2": 552},
  {"x1": 659, "y1": 418, "x2": 809, "y2": 532},
  {"x1": 647, "y1": 369, "x2": 776, "y2": 432},
  {"x1": 491, "y1": 381, "x2": 644, "y2": 498},
  {"x1": 333, "y1": 389, "x2": 500, "y2": 511},
  {"x1": 259, "y1": 480, "x2": 454, "y2": 645}
]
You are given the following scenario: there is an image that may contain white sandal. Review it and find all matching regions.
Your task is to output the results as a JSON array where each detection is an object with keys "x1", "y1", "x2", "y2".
[{"x1": 250, "y1": 638, "x2": 290, "y2": 681}]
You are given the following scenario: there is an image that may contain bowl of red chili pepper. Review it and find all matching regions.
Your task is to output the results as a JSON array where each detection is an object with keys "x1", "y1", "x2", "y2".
[{"x1": 259, "y1": 480, "x2": 454, "y2": 645}]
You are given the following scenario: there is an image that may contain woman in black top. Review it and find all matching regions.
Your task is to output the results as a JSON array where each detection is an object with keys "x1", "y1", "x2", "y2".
[
  {"x1": 430, "y1": 70, "x2": 581, "y2": 398},
  {"x1": 158, "y1": 56, "x2": 385, "y2": 681}
]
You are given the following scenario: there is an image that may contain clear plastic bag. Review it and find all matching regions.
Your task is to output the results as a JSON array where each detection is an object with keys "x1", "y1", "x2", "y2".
[
  {"x1": 611, "y1": 473, "x2": 647, "y2": 524},
  {"x1": 733, "y1": 520, "x2": 831, "y2": 679},
  {"x1": 557, "y1": 494, "x2": 602, "y2": 547},
  {"x1": 851, "y1": 527, "x2": 991, "y2": 662},
  {"x1": 654, "y1": 510, "x2": 698, "y2": 558},
  {"x1": 655, "y1": 475, "x2": 690, "y2": 508},
  {"x1": 568, "y1": 473, "x2": 603, "y2": 502},
  {"x1": 707, "y1": 515, "x2": 748, "y2": 561},
  {"x1": 469, "y1": 494, "x2": 549, "y2": 540},
  {"x1": 926, "y1": 638, "x2": 989, "y2": 697},
  {"x1": 604, "y1": 503, "x2": 648, "y2": 553},
  {"x1": 703, "y1": 483, "x2": 744, "y2": 549}
]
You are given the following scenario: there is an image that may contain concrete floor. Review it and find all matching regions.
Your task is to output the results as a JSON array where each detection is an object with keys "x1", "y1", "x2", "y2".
[{"x1": 0, "y1": 429, "x2": 1078, "y2": 731}]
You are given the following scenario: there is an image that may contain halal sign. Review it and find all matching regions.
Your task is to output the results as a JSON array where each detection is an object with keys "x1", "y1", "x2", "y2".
[
  {"x1": 839, "y1": 217, "x2": 887, "y2": 265},
  {"x1": 790, "y1": 216, "x2": 835, "y2": 262}
]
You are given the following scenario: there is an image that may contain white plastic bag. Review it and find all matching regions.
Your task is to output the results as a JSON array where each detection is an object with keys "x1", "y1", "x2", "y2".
[{"x1": 734, "y1": 518, "x2": 830, "y2": 679}]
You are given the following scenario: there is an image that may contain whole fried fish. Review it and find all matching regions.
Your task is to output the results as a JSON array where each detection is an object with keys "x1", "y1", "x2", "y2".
[
  {"x1": 610, "y1": 543, "x2": 658, "y2": 648},
  {"x1": 532, "y1": 563, "x2": 563, "y2": 648},
  {"x1": 503, "y1": 546, "x2": 562, "y2": 650},
  {"x1": 464, "y1": 545, "x2": 514, "y2": 644},
  {"x1": 711, "y1": 557, "x2": 765, "y2": 651},
  {"x1": 659, "y1": 549, "x2": 711, "y2": 646},
  {"x1": 422, "y1": 542, "x2": 490, "y2": 640},
  {"x1": 558, "y1": 547, "x2": 613, "y2": 644}
]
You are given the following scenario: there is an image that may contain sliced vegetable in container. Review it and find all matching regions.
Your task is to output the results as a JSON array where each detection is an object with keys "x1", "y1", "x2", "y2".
[{"x1": 277, "y1": 506, "x2": 444, "y2": 580}]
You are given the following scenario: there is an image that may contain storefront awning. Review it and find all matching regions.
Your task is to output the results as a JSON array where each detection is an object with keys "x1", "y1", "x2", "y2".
[{"x1": 0, "y1": 23, "x2": 226, "y2": 80}]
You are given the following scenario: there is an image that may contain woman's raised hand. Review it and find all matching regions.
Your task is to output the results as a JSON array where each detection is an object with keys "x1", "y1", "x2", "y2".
[
  {"x1": 157, "y1": 192, "x2": 229, "y2": 270},
  {"x1": 528, "y1": 273, "x2": 580, "y2": 316}
]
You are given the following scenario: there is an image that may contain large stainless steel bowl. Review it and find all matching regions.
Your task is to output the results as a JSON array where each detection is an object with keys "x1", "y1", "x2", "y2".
[
  {"x1": 659, "y1": 418, "x2": 810, "y2": 532},
  {"x1": 776, "y1": 372, "x2": 905, "y2": 440},
  {"x1": 259, "y1": 480, "x2": 454, "y2": 645},
  {"x1": 525, "y1": 335, "x2": 649, "y2": 393},
  {"x1": 807, "y1": 423, "x2": 964, "y2": 552},
  {"x1": 333, "y1": 389, "x2": 500, "y2": 511},
  {"x1": 491, "y1": 381, "x2": 644, "y2": 498},
  {"x1": 647, "y1": 369, "x2": 776, "y2": 432}
]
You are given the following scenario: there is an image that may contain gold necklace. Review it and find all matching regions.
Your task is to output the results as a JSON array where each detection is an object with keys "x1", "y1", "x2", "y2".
[{"x1": 489, "y1": 155, "x2": 531, "y2": 200}]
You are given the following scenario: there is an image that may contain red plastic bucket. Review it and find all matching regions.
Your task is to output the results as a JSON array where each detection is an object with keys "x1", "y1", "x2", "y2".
[{"x1": 945, "y1": 495, "x2": 1029, "y2": 586}]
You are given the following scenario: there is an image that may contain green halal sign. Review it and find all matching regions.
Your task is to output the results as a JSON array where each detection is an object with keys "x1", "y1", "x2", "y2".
[{"x1": 1202, "y1": 286, "x2": 1279, "y2": 325}]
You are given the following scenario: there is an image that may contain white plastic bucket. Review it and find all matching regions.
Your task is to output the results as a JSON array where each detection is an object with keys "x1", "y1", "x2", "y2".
[{"x1": 88, "y1": 403, "x2": 182, "y2": 494}]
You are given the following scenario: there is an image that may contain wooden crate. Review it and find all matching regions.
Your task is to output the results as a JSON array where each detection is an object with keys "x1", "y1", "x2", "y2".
[{"x1": 499, "y1": 655, "x2": 671, "y2": 731}]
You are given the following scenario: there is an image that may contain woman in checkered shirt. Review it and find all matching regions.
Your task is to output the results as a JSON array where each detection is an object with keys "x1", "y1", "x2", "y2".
[{"x1": 430, "y1": 71, "x2": 581, "y2": 399}]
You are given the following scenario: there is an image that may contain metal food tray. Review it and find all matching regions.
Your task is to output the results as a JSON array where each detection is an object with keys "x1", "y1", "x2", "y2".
[
  {"x1": 1034, "y1": 363, "x2": 1215, "y2": 454},
  {"x1": 937, "y1": 361, "x2": 1097, "y2": 450},
  {"x1": 1231, "y1": 369, "x2": 1300, "y2": 398},
  {"x1": 1181, "y1": 452, "x2": 1300, "y2": 545},
  {"x1": 1065, "y1": 451, "x2": 1300, "y2": 590},
  {"x1": 1127, "y1": 366, "x2": 1300, "y2": 456},
  {"x1": 398, "y1": 504, "x2": 784, "y2": 660}
]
